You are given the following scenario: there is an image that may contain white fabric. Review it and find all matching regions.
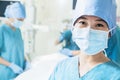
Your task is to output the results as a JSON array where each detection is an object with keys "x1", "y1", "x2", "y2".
[{"x1": 15, "y1": 53, "x2": 68, "y2": 80}]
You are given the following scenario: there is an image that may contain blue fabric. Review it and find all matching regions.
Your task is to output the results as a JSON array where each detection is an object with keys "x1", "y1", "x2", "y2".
[
  {"x1": 49, "y1": 56, "x2": 120, "y2": 80},
  {"x1": 73, "y1": 0, "x2": 117, "y2": 35},
  {"x1": 59, "y1": 30, "x2": 79, "y2": 50},
  {"x1": 4, "y1": 2, "x2": 26, "y2": 18},
  {"x1": 0, "y1": 24, "x2": 25, "y2": 80},
  {"x1": 105, "y1": 26, "x2": 120, "y2": 66},
  {"x1": 58, "y1": 30, "x2": 80, "y2": 56},
  {"x1": 59, "y1": 48, "x2": 73, "y2": 57}
]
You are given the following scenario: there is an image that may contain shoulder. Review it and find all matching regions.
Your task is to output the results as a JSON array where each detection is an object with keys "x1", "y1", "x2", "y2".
[
  {"x1": 49, "y1": 56, "x2": 79, "y2": 80},
  {"x1": 106, "y1": 61, "x2": 120, "y2": 70},
  {"x1": 0, "y1": 24, "x2": 5, "y2": 30},
  {"x1": 61, "y1": 30, "x2": 72, "y2": 39},
  {"x1": 106, "y1": 61, "x2": 120, "y2": 75},
  {"x1": 62, "y1": 30, "x2": 72, "y2": 35},
  {"x1": 58, "y1": 56, "x2": 78, "y2": 66},
  {"x1": 110, "y1": 62, "x2": 120, "y2": 80},
  {"x1": 17, "y1": 28, "x2": 22, "y2": 33},
  {"x1": 0, "y1": 24, "x2": 7, "y2": 34},
  {"x1": 0, "y1": 23, "x2": 10, "y2": 31},
  {"x1": 114, "y1": 26, "x2": 120, "y2": 37},
  {"x1": 55, "y1": 56, "x2": 78, "y2": 72}
]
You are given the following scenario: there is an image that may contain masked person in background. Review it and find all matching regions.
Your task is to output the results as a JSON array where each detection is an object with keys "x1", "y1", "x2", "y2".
[
  {"x1": 49, "y1": 0, "x2": 120, "y2": 80},
  {"x1": 0, "y1": 2, "x2": 30, "y2": 80}
]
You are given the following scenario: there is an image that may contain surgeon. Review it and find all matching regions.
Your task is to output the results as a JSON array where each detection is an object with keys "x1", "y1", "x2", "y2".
[
  {"x1": 0, "y1": 2, "x2": 29, "y2": 80},
  {"x1": 55, "y1": 29, "x2": 80, "y2": 57},
  {"x1": 49, "y1": 0, "x2": 120, "y2": 80}
]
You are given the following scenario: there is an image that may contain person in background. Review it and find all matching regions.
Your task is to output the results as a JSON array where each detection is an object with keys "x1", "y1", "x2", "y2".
[
  {"x1": 49, "y1": 0, "x2": 120, "y2": 80},
  {"x1": 0, "y1": 2, "x2": 30, "y2": 80},
  {"x1": 55, "y1": 28, "x2": 80, "y2": 57},
  {"x1": 105, "y1": 25, "x2": 120, "y2": 66}
]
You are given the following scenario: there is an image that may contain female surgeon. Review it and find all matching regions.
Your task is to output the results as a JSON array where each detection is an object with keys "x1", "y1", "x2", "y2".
[
  {"x1": 0, "y1": 2, "x2": 28, "y2": 80},
  {"x1": 49, "y1": 0, "x2": 120, "y2": 80}
]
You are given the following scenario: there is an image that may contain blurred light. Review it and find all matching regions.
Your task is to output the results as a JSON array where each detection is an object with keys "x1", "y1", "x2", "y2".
[{"x1": 58, "y1": 0, "x2": 67, "y2": 6}]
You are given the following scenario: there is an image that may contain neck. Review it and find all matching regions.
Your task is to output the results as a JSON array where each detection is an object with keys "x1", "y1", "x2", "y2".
[
  {"x1": 5, "y1": 20, "x2": 16, "y2": 31},
  {"x1": 78, "y1": 51, "x2": 110, "y2": 77},
  {"x1": 79, "y1": 51, "x2": 110, "y2": 65}
]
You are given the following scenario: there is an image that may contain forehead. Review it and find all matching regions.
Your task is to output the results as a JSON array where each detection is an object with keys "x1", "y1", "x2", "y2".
[
  {"x1": 76, "y1": 15, "x2": 108, "y2": 25},
  {"x1": 78, "y1": 15, "x2": 103, "y2": 21}
]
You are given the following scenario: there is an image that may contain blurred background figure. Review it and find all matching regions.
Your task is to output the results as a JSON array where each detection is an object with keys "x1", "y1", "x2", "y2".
[
  {"x1": 55, "y1": 20, "x2": 80, "y2": 57},
  {"x1": 0, "y1": 2, "x2": 30, "y2": 80},
  {"x1": 0, "y1": 0, "x2": 119, "y2": 80}
]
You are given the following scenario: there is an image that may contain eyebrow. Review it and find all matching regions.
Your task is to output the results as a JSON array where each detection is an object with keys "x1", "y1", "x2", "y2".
[
  {"x1": 78, "y1": 16, "x2": 108, "y2": 24},
  {"x1": 95, "y1": 19, "x2": 108, "y2": 25},
  {"x1": 73, "y1": 16, "x2": 87, "y2": 25},
  {"x1": 96, "y1": 19, "x2": 106, "y2": 22},
  {"x1": 73, "y1": 16, "x2": 108, "y2": 25},
  {"x1": 78, "y1": 16, "x2": 106, "y2": 22},
  {"x1": 78, "y1": 16, "x2": 87, "y2": 20}
]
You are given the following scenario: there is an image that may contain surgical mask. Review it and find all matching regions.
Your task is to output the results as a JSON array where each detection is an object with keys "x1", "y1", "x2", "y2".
[
  {"x1": 11, "y1": 19, "x2": 23, "y2": 28},
  {"x1": 72, "y1": 27, "x2": 113, "y2": 55}
]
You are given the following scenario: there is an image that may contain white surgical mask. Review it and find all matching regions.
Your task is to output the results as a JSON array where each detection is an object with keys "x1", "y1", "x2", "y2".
[
  {"x1": 72, "y1": 27, "x2": 113, "y2": 55},
  {"x1": 11, "y1": 19, "x2": 23, "y2": 28}
]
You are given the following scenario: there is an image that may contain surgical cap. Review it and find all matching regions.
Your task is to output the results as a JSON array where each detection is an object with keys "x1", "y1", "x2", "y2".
[
  {"x1": 4, "y1": 2, "x2": 26, "y2": 18},
  {"x1": 73, "y1": 0, "x2": 117, "y2": 35}
]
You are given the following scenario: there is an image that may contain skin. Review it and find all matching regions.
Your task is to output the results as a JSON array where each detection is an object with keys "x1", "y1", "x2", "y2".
[
  {"x1": 55, "y1": 39, "x2": 80, "y2": 56},
  {"x1": 74, "y1": 15, "x2": 110, "y2": 77},
  {"x1": 0, "y1": 18, "x2": 24, "y2": 67},
  {"x1": 5, "y1": 18, "x2": 24, "y2": 30}
]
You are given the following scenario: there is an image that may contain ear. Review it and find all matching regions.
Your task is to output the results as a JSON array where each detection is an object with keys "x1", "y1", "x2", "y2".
[{"x1": 108, "y1": 32, "x2": 111, "y2": 38}]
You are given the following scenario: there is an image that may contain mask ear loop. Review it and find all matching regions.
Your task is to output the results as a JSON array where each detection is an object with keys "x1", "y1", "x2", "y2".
[
  {"x1": 109, "y1": 26, "x2": 116, "y2": 32},
  {"x1": 103, "y1": 49, "x2": 108, "y2": 57},
  {"x1": 108, "y1": 26, "x2": 117, "y2": 37},
  {"x1": 104, "y1": 26, "x2": 117, "y2": 57}
]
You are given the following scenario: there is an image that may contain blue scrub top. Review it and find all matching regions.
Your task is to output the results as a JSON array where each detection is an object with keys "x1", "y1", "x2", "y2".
[
  {"x1": 59, "y1": 30, "x2": 79, "y2": 50},
  {"x1": 49, "y1": 56, "x2": 120, "y2": 80},
  {"x1": 105, "y1": 27, "x2": 120, "y2": 66},
  {"x1": 0, "y1": 24, "x2": 25, "y2": 80}
]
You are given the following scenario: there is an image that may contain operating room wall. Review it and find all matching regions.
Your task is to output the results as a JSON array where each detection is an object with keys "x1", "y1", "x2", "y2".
[
  {"x1": 22, "y1": 0, "x2": 73, "y2": 60},
  {"x1": 116, "y1": 0, "x2": 120, "y2": 25}
]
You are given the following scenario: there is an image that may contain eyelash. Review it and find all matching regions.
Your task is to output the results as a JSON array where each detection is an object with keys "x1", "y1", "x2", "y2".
[
  {"x1": 96, "y1": 24, "x2": 104, "y2": 27},
  {"x1": 78, "y1": 21, "x2": 104, "y2": 26},
  {"x1": 78, "y1": 21, "x2": 86, "y2": 25}
]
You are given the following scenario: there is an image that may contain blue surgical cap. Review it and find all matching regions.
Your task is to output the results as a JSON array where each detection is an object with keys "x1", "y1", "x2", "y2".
[
  {"x1": 73, "y1": 0, "x2": 117, "y2": 35},
  {"x1": 4, "y1": 2, "x2": 26, "y2": 18}
]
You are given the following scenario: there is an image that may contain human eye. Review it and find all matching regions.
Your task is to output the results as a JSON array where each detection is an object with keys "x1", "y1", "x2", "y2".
[
  {"x1": 76, "y1": 21, "x2": 87, "y2": 28},
  {"x1": 96, "y1": 23, "x2": 104, "y2": 27},
  {"x1": 94, "y1": 23, "x2": 108, "y2": 31},
  {"x1": 78, "y1": 21, "x2": 86, "y2": 25}
]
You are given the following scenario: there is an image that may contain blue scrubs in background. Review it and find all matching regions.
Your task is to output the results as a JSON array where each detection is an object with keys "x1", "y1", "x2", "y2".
[
  {"x1": 49, "y1": 56, "x2": 120, "y2": 80},
  {"x1": 59, "y1": 30, "x2": 80, "y2": 56},
  {"x1": 59, "y1": 30, "x2": 79, "y2": 50},
  {"x1": 0, "y1": 24, "x2": 25, "y2": 80}
]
